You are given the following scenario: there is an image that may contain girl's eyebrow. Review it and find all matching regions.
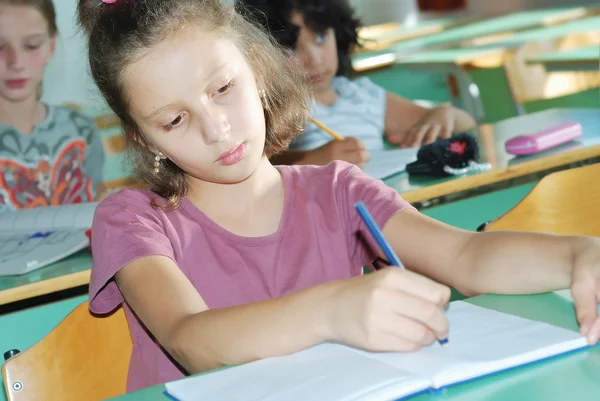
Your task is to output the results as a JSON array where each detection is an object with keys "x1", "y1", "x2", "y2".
[
  {"x1": 144, "y1": 63, "x2": 231, "y2": 121},
  {"x1": 25, "y1": 33, "x2": 46, "y2": 40},
  {"x1": 145, "y1": 102, "x2": 184, "y2": 120},
  {"x1": 0, "y1": 33, "x2": 46, "y2": 42}
]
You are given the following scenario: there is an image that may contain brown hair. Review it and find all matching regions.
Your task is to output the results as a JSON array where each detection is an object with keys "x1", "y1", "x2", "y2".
[
  {"x1": 77, "y1": 0, "x2": 311, "y2": 209},
  {"x1": 1, "y1": 0, "x2": 58, "y2": 36}
]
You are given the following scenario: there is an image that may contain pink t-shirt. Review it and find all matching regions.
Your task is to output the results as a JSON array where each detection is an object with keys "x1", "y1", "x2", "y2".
[{"x1": 89, "y1": 161, "x2": 412, "y2": 392}]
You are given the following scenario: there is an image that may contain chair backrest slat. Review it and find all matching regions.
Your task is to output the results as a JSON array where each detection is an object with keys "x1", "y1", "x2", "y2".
[{"x1": 2, "y1": 302, "x2": 132, "y2": 401}]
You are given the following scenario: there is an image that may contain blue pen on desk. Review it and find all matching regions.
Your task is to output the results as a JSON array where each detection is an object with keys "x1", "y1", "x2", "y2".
[{"x1": 354, "y1": 201, "x2": 449, "y2": 348}]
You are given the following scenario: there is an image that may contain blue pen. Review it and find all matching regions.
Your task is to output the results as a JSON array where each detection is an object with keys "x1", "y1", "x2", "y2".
[{"x1": 354, "y1": 201, "x2": 449, "y2": 347}]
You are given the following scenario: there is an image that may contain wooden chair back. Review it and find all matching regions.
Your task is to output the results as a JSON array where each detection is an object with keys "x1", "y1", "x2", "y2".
[
  {"x1": 484, "y1": 163, "x2": 600, "y2": 236},
  {"x1": 2, "y1": 302, "x2": 132, "y2": 401}
]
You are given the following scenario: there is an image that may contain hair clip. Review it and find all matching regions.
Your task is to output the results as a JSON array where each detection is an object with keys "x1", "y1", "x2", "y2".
[{"x1": 102, "y1": 0, "x2": 118, "y2": 3}]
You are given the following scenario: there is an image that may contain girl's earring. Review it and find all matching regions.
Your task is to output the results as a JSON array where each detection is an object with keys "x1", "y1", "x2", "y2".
[{"x1": 153, "y1": 151, "x2": 165, "y2": 174}]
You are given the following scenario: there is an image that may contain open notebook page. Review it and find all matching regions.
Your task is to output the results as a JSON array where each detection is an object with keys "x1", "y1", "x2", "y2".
[
  {"x1": 165, "y1": 301, "x2": 588, "y2": 401},
  {"x1": 362, "y1": 147, "x2": 418, "y2": 180},
  {"x1": 0, "y1": 202, "x2": 98, "y2": 275},
  {"x1": 165, "y1": 343, "x2": 431, "y2": 401},
  {"x1": 360, "y1": 301, "x2": 587, "y2": 390},
  {"x1": 0, "y1": 201, "x2": 98, "y2": 234}
]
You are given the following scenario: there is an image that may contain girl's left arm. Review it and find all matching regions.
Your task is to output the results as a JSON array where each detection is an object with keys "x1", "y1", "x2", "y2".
[
  {"x1": 384, "y1": 92, "x2": 476, "y2": 148},
  {"x1": 382, "y1": 209, "x2": 600, "y2": 344}
]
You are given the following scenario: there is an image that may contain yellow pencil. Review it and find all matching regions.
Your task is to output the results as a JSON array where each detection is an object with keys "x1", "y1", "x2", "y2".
[{"x1": 310, "y1": 117, "x2": 345, "y2": 140}]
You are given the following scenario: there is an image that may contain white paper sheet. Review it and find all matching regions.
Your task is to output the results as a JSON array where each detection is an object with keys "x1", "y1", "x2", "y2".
[{"x1": 362, "y1": 148, "x2": 418, "y2": 180}]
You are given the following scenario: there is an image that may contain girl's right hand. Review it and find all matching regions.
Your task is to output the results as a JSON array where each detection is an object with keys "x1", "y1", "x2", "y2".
[
  {"x1": 302, "y1": 138, "x2": 371, "y2": 168},
  {"x1": 326, "y1": 268, "x2": 451, "y2": 352}
]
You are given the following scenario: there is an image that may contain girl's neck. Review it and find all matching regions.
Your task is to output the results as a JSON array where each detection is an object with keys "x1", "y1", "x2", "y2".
[
  {"x1": 187, "y1": 156, "x2": 282, "y2": 217},
  {"x1": 314, "y1": 86, "x2": 338, "y2": 107},
  {"x1": 0, "y1": 95, "x2": 46, "y2": 134}
]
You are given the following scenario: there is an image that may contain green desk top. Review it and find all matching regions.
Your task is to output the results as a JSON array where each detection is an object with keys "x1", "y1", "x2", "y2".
[
  {"x1": 492, "y1": 15, "x2": 600, "y2": 47},
  {"x1": 384, "y1": 108, "x2": 600, "y2": 204},
  {"x1": 0, "y1": 250, "x2": 91, "y2": 306},
  {"x1": 363, "y1": 17, "x2": 459, "y2": 43},
  {"x1": 108, "y1": 292, "x2": 600, "y2": 401},
  {"x1": 390, "y1": 46, "x2": 506, "y2": 66},
  {"x1": 527, "y1": 45, "x2": 600, "y2": 72},
  {"x1": 358, "y1": 16, "x2": 600, "y2": 70},
  {"x1": 352, "y1": 7, "x2": 592, "y2": 65},
  {"x1": 529, "y1": 45, "x2": 599, "y2": 63}
]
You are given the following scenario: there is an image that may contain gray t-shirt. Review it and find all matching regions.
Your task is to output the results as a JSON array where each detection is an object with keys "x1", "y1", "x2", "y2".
[
  {"x1": 290, "y1": 76, "x2": 387, "y2": 152},
  {"x1": 0, "y1": 105, "x2": 105, "y2": 212}
]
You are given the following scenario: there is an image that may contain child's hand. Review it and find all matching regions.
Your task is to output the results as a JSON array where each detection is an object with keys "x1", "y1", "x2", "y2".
[
  {"x1": 389, "y1": 104, "x2": 454, "y2": 148},
  {"x1": 326, "y1": 268, "x2": 450, "y2": 352},
  {"x1": 570, "y1": 238, "x2": 600, "y2": 345},
  {"x1": 303, "y1": 138, "x2": 371, "y2": 168}
]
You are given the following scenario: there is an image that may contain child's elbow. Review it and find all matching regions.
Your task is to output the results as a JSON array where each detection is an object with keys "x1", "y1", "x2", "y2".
[{"x1": 165, "y1": 315, "x2": 224, "y2": 374}]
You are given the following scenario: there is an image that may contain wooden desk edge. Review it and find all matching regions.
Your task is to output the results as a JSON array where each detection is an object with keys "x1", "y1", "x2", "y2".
[
  {"x1": 401, "y1": 144, "x2": 600, "y2": 204},
  {"x1": 526, "y1": 58, "x2": 599, "y2": 67},
  {"x1": 0, "y1": 270, "x2": 91, "y2": 306}
]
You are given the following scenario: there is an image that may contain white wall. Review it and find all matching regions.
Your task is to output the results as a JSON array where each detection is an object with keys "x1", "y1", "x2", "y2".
[
  {"x1": 42, "y1": 0, "x2": 239, "y2": 109},
  {"x1": 41, "y1": 0, "x2": 104, "y2": 108},
  {"x1": 349, "y1": 0, "x2": 419, "y2": 26}
]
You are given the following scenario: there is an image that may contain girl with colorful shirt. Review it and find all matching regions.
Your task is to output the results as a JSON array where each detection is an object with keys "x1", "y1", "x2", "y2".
[{"x1": 0, "y1": 0, "x2": 105, "y2": 211}]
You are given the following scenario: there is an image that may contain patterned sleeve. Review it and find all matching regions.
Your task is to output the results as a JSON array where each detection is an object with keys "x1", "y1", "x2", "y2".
[
  {"x1": 88, "y1": 189, "x2": 175, "y2": 314},
  {"x1": 336, "y1": 162, "x2": 414, "y2": 267}
]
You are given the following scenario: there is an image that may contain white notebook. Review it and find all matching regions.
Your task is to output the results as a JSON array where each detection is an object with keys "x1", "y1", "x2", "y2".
[
  {"x1": 165, "y1": 301, "x2": 590, "y2": 401},
  {"x1": 363, "y1": 148, "x2": 418, "y2": 180},
  {"x1": 0, "y1": 202, "x2": 97, "y2": 276}
]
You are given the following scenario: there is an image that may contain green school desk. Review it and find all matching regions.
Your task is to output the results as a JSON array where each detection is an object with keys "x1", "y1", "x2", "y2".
[
  {"x1": 527, "y1": 45, "x2": 600, "y2": 72},
  {"x1": 355, "y1": 14, "x2": 600, "y2": 124},
  {"x1": 390, "y1": 108, "x2": 600, "y2": 206},
  {"x1": 356, "y1": 17, "x2": 467, "y2": 53},
  {"x1": 105, "y1": 292, "x2": 600, "y2": 401},
  {"x1": 352, "y1": 7, "x2": 595, "y2": 71}
]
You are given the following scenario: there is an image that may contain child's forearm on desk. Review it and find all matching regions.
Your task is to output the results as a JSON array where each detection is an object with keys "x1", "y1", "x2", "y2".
[
  {"x1": 452, "y1": 231, "x2": 580, "y2": 296},
  {"x1": 169, "y1": 282, "x2": 335, "y2": 374}
]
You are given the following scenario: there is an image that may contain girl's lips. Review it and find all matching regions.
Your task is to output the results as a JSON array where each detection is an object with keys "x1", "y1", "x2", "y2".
[
  {"x1": 216, "y1": 142, "x2": 247, "y2": 166},
  {"x1": 5, "y1": 79, "x2": 29, "y2": 89}
]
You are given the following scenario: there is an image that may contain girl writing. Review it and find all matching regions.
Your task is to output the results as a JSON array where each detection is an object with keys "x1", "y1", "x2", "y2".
[
  {"x1": 0, "y1": 0, "x2": 106, "y2": 211},
  {"x1": 240, "y1": 0, "x2": 477, "y2": 167},
  {"x1": 80, "y1": 0, "x2": 600, "y2": 393}
]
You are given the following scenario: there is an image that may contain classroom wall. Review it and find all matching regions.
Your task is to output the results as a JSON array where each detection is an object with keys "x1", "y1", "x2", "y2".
[
  {"x1": 349, "y1": 0, "x2": 420, "y2": 26},
  {"x1": 42, "y1": 0, "x2": 105, "y2": 108},
  {"x1": 41, "y1": 0, "x2": 236, "y2": 108}
]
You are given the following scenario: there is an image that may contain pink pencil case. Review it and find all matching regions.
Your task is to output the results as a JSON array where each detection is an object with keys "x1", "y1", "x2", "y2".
[{"x1": 505, "y1": 121, "x2": 582, "y2": 156}]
